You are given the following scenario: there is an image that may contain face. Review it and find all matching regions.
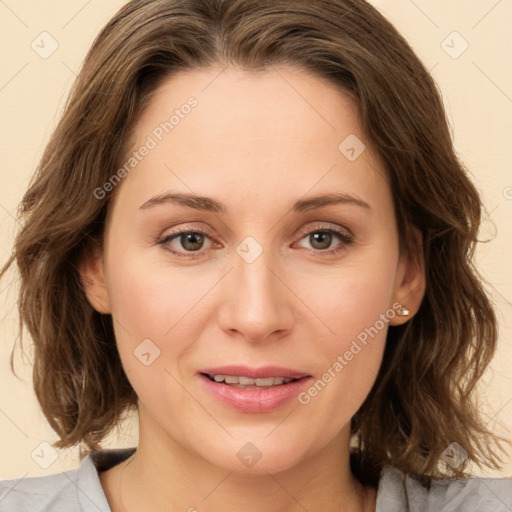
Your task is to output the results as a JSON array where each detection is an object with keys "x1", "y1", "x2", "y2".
[{"x1": 83, "y1": 65, "x2": 424, "y2": 474}]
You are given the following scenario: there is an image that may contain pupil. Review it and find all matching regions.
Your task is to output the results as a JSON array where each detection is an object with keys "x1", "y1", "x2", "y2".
[
  {"x1": 311, "y1": 231, "x2": 331, "y2": 250},
  {"x1": 182, "y1": 232, "x2": 204, "y2": 251}
]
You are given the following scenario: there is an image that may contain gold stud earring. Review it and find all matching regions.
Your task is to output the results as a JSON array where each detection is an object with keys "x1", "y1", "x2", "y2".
[{"x1": 396, "y1": 305, "x2": 410, "y2": 316}]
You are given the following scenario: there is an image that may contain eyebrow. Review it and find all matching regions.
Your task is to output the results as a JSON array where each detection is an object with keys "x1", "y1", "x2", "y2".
[{"x1": 139, "y1": 192, "x2": 371, "y2": 213}]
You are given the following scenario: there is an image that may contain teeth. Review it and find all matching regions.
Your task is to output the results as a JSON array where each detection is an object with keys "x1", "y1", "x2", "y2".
[{"x1": 207, "y1": 374, "x2": 295, "y2": 386}]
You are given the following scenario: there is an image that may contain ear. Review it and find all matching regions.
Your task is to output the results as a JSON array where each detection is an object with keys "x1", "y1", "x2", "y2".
[
  {"x1": 79, "y1": 241, "x2": 112, "y2": 314},
  {"x1": 389, "y1": 227, "x2": 425, "y2": 326}
]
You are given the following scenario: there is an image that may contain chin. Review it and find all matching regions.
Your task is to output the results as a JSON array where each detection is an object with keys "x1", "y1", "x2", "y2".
[{"x1": 199, "y1": 436, "x2": 313, "y2": 476}]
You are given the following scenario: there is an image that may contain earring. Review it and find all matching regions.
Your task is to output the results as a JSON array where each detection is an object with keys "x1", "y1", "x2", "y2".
[{"x1": 396, "y1": 305, "x2": 410, "y2": 316}]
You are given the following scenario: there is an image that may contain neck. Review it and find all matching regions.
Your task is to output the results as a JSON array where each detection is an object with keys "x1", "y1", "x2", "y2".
[{"x1": 103, "y1": 410, "x2": 376, "y2": 512}]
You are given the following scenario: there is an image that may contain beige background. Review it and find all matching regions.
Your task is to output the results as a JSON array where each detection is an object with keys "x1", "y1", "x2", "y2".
[{"x1": 0, "y1": 0, "x2": 511, "y2": 480}]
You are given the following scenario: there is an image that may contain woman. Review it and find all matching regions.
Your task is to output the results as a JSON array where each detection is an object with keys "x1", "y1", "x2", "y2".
[{"x1": 1, "y1": 0, "x2": 511, "y2": 511}]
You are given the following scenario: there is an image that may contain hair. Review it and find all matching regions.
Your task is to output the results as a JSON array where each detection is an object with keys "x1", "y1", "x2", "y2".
[{"x1": 1, "y1": 0, "x2": 509, "y2": 486}]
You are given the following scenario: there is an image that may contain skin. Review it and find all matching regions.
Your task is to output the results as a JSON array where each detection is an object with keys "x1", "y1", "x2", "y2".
[{"x1": 81, "y1": 64, "x2": 425, "y2": 512}]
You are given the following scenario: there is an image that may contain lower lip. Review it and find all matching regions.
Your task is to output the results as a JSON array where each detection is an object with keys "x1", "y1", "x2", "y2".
[{"x1": 199, "y1": 374, "x2": 312, "y2": 413}]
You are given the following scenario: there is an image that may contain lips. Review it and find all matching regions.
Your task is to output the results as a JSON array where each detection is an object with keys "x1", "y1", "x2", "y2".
[{"x1": 198, "y1": 365, "x2": 312, "y2": 413}]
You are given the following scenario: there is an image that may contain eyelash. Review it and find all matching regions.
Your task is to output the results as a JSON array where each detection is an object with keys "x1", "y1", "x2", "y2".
[{"x1": 155, "y1": 223, "x2": 354, "y2": 259}]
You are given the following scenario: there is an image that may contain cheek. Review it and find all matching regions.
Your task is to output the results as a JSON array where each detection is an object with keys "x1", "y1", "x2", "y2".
[
  {"x1": 104, "y1": 261, "x2": 198, "y2": 412},
  {"x1": 296, "y1": 251, "x2": 397, "y2": 344},
  {"x1": 293, "y1": 254, "x2": 396, "y2": 413},
  {"x1": 104, "y1": 249, "x2": 220, "y2": 384},
  {"x1": 106, "y1": 243, "x2": 210, "y2": 337}
]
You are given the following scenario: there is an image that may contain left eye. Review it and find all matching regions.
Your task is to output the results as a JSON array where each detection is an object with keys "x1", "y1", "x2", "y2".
[{"x1": 294, "y1": 227, "x2": 354, "y2": 254}]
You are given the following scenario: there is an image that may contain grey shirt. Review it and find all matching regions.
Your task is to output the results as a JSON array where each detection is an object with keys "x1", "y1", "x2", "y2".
[{"x1": 1, "y1": 447, "x2": 511, "y2": 511}]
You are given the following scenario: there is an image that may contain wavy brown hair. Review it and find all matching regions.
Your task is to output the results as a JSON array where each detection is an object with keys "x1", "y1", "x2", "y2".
[{"x1": 1, "y1": 0, "x2": 509, "y2": 486}]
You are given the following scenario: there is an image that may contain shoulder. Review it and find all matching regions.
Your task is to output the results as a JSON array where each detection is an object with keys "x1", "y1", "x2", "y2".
[
  {"x1": 0, "y1": 447, "x2": 135, "y2": 512},
  {"x1": 376, "y1": 465, "x2": 512, "y2": 512},
  {"x1": 0, "y1": 466, "x2": 82, "y2": 512}
]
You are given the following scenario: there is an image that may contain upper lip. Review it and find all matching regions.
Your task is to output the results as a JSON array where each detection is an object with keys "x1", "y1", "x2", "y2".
[{"x1": 199, "y1": 365, "x2": 310, "y2": 380}]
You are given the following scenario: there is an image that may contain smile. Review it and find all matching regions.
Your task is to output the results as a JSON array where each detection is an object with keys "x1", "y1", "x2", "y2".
[
  {"x1": 198, "y1": 368, "x2": 312, "y2": 413},
  {"x1": 203, "y1": 374, "x2": 298, "y2": 387}
]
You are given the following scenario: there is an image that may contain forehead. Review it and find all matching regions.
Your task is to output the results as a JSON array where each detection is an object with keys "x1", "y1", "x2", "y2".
[
  {"x1": 136, "y1": 64, "x2": 363, "y2": 155},
  {"x1": 110, "y1": 65, "x2": 389, "y2": 217}
]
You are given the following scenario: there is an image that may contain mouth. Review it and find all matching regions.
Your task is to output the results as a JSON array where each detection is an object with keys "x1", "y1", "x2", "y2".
[{"x1": 198, "y1": 366, "x2": 312, "y2": 413}]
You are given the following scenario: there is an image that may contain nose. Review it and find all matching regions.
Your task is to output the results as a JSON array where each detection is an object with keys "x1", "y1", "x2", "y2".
[{"x1": 217, "y1": 242, "x2": 296, "y2": 343}]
